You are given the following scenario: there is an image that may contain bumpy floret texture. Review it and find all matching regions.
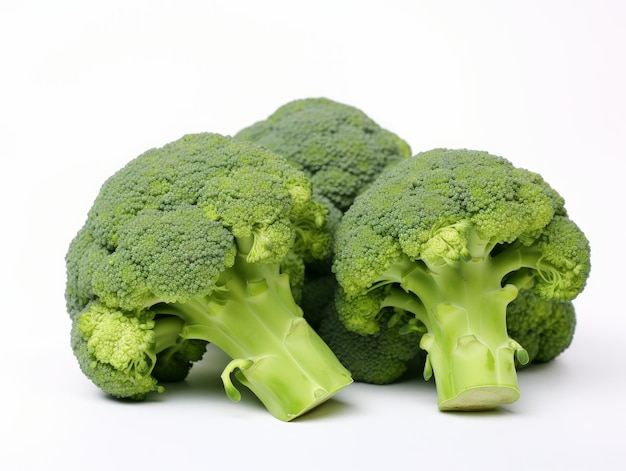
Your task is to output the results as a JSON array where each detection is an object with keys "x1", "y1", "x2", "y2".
[
  {"x1": 334, "y1": 148, "x2": 589, "y2": 302},
  {"x1": 70, "y1": 303, "x2": 161, "y2": 399},
  {"x1": 235, "y1": 97, "x2": 412, "y2": 212},
  {"x1": 317, "y1": 292, "x2": 424, "y2": 384},
  {"x1": 507, "y1": 289, "x2": 576, "y2": 363},
  {"x1": 66, "y1": 133, "x2": 322, "y2": 316}
]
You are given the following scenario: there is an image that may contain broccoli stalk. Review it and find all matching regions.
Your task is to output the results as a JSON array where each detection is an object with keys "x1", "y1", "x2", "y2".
[
  {"x1": 152, "y1": 241, "x2": 350, "y2": 420},
  {"x1": 374, "y1": 226, "x2": 532, "y2": 410}
]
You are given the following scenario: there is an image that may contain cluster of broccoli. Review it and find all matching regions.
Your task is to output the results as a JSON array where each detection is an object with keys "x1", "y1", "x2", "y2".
[{"x1": 66, "y1": 97, "x2": 590, "y2": 420}]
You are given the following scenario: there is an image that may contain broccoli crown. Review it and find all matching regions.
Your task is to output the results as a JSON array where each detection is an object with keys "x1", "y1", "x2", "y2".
[
  {"x1": 334, "y1": 148, "x2": 590, "y2": 302},
  {"x1": 65, "y1": 133, "x2": 352, "y2": 421},
  {"x1": 66, "y1": 133, "x2": 329, "y2": 316},
  {"x1": 234, "y1": 97, "x2": 412, "y2": 212},
  {"x1": 332, "y1": 148, "x2": 591, "y2": 410}
]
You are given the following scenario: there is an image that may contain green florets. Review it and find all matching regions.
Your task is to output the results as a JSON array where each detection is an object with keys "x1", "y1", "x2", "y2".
[
  {"x1": 71, "y1": 302, "x2": 162, "y2": 399},
  {"x1": 66, "y1": 133, "x2": 329, "y2": 315},
  {"x1": 507, "y1": 289, "x2": 576, "y2": 363},
  {"x1": 317, "y1": 301, "x2": 424, "y2": 385},
  {"x1": 334, "y1": 149, "x2": 584, "y2": 298},
  {"x1": 531, "y1": 216, "x2": 592, "y2": 300},
  {"x1": 234, "y1": 97, "x2": 412, "y2": 212},
  {"x1": 65, "y1": 227, "x2": 108, "y2": 318},
  {"x1": 92, "y1": 207, "x2": 236, "y2": 310},
  {"x1": 152, "y1": 338, "x2": 209, "y2": 383}
]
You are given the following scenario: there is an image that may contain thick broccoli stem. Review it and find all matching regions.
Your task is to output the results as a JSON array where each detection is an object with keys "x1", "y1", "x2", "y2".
[
  {"x1": 379, "y1": 237, "x2": 529, "y2": 411},
  {"x1": 152, "y1": 246, "x2": 352, "y2": 421}
]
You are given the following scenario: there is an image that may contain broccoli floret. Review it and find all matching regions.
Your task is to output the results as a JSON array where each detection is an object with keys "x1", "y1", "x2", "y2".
[
  {"x1": 65, "y1": 133, "x2": 352, "y2": 421},
  {"x1": 234, "y1": 97, "x2": 411, "y2": 213},
  {"x1": 70, "y1": 302, "x2": 164, "y2": 399},
  {"x1": 317, "y1": 284, "x2": 424, "y2": 384},
  {"x1": 507, "y1": 288, "x2": 576, "y2": 364},
  {"x1": 332, "y1": 148, "x2": 590, "y2": 411}
]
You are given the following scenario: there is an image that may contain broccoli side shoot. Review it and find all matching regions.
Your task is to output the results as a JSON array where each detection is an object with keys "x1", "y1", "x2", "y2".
[
  {"x1": 333, "y1": 149, "x2": 590, "y2": 411},
  {"x1": 506, "y1": 288, "x2": 576, "y2": 364},
  {"x1": 65, "y1": 133, "x2": 352, "y2": 421},
  {"x1": 317, "y1": 285, "x2": 425, "y2": 385}
]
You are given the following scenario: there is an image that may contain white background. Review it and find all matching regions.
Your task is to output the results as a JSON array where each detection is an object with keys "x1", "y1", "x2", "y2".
[{"x1": 1, "y1": 1, "x2": 624, "y2": 469}]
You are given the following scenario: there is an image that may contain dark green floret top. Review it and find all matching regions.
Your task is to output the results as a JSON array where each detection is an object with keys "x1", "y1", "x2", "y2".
[{"x1": 235, "y1": 97, "x2": 412, "y2": 212}]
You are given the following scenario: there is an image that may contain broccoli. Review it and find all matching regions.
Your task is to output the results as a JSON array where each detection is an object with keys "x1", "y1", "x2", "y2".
[
  {"x1": 506, "y1": 288, "x2": 576, "y2": 365},
  {"x1": 317, "y1": 283, "x2": 425, "y2": 384},
  {"x1": 332, "y1": 148, "x2": 590, "y2": 410},
  {"x1": 65, "y1": 133, "x2": 352, "y2": 421},
  {"x1": 234, "y1": 97, "x2": 412, "y2": 323},
  {"x1": 234, "y1": 97, "x2": 412, "y2": 214}
]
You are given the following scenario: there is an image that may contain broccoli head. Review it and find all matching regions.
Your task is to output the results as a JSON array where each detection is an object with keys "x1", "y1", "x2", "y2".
[
  {"x1": 234, "y1": 97, "x2": 412, "y2": 213},
  {"x1": 332, "y1": 148, "x2": 590, "y2": 410},
  {"x1": 65, "y1": 133, "x2": 352, "y2": 421}
]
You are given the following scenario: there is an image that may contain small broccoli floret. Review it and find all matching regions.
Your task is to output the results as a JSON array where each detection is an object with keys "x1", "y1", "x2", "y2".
[
  {"x1": 506, "y1": 288, "x2": 576, "y2": 364},
  {"x1": 317, "y1": 288, "x2": 424, "y2": 385},
  {"x1": 234, "y1": 97, "x2": 411, "y2": 213},
  {"x1": 65, "y1": 133, "x2": 352, "y2": 421},
  {"x1": 333, "y1": 149, "x2": 590, "y2": 411},
  {"x1": 72, "y1": 303, "x2": 207, "y2": 397}
]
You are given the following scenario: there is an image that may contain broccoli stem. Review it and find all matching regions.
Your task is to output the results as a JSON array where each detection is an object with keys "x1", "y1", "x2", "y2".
[
  {"x1": 380, "y1": 245, "x2": 529, "y2": 410},
  {"x1": 152, "y1": 251, "x2": 352, "y2": 421},
  {"x1": 152, "y1": 316, "x2": 185, "y2": 354}
]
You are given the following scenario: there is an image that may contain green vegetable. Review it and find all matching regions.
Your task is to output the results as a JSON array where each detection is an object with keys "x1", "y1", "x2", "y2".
[
  {"x1": 507, "y1": 288, "x2": 576, "y2": 364},
  {"x1": 65, "y1": 133, "x2": 352, "y2": 421},
  {"x1": 235, "y1": 97, "x2": 412, "y2": 322},
  {"x1": 234, "y1": 97, "x2": 411, "y2": 213},
  {"x1": 315, "y1": 286, "x2": 575, "y2": 387},
  {"x1": 317, "y1": 282, "x2": 425, "y2": 384},
  {"x1": 332, "y1": 148, "x2": 590, "y2": 410}
]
